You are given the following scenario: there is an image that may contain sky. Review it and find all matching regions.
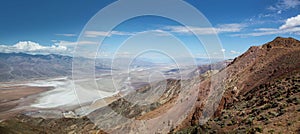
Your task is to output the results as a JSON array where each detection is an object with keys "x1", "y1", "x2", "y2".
[{"x1": 0, "y1": 0, "x2": 299, "y2": 59}]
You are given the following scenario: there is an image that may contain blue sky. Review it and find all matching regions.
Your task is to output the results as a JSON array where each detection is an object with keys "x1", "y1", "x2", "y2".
[{"x1": 0, "y1": 0, "x2": 299, "y2": 59}]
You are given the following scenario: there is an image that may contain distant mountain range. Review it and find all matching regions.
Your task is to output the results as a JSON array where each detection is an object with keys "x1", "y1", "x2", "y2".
[
  {"x1": 0, "y1": 53, "x2": 73, "y2": 82},
  {"x1": 0, "y1": 52, "x2": 160, "y2": 82},
  {"x1": 0, "y1": 52, "x2": 222, "y2": 82}
]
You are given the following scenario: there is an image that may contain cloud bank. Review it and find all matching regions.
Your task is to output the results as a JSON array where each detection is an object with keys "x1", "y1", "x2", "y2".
[
  {"x1": 280, "y1": 14, "x2": 300, "y2": 29},
  {"x1": 233, "y1": 14, "x2": 300, "y2": 37},
  {"x1": 0, "y1": 41, "x2": 69, "y2": 55},
  {"x1": 163, "y1": 23, "x2": 245, "y2": 35}
]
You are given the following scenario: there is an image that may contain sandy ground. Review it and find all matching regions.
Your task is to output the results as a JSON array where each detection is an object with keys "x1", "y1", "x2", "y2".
[{"x1": 0, "y1": 85, "x2": 51, "y2": 119}]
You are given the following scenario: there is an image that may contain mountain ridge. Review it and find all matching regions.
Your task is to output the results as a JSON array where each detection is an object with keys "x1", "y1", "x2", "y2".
[
  {"x1": 178, "y1": 37, "x2": 300, "y2": 133},
  {"x1": 0, "y1": 52, "x2": 73, "y2": 82}
]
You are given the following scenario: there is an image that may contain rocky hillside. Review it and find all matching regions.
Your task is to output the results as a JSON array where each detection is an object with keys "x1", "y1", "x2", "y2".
[
  {"x1": 178, "y1": 37, "x2": 300, "y2": 133},
  {"x1": 0, "y1": 37, "x2": 299, "y2": 133}
]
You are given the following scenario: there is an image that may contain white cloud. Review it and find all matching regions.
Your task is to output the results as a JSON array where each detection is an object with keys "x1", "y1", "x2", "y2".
[
  {"x1": 221, "y1": 49, "x2": 226, "y2": 52},
  {"x1": 115, "y1": 51, "x2": 132, "y2": 56},
  {"x1": 233, "y1": 14, "x2": 300, "y2": 37},
  {"x1": 111, "y1": 31, "x2": 135, "y2": 36},
  {"x1": 164, "y1": 23, "x2": 245, "y2": 35},
  {"x1": 230, "y1": 50, "x2": 240, "y2": 54},
  {"x1": 84, "y1": 29, "x2": 178, "y2": 38},
  {"x1": 277, "y1": 10, "x2": 282, "y2": 14},
  {"x1": 165, "y1": 26, "x2": 218, "y2": 35},
  {"x1": 56, "y1": 33, "x2": 77, "y2": 37},
  {"x1": 55, "y1": 41, "x2": 98, "y2": 46},
  {"x1": 140, "y1": 29, "x2": 171, "y2": 36},
  {"x1": 84, "y1": 31, "x2": 110, "y2": 37},
  {"x1": 281, "y1": 0, "x2": 300, "y2": 8},
  {"x1": 83, "y1": 24, "x2": 245, "y2": 38},
  {"x1": 0, "y1": 41, "x2": 69, "y2": 54},
  {"x1": 268, "y1": 0, "x2": 300, "y2": 11},
  {"x1": 280, "y1": 14, "x2": 300, "y2": 29},
  {"x1": 217, "y1": 23, "x2": 246, "y2": 32},
  {"x1": 254, "y1": 28, "x2": 278, "y2": 31},
  {"x1": 233, "y1": 27, "x2": 300, "y2": 37},
  {"x1": 84, "y1": 30, "x2": 134, "y2": 37}
]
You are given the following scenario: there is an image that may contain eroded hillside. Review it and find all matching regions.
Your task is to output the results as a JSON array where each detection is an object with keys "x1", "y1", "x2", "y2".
[{"x1": 177, "y1": 37, "x2": 300, "y2": 133}]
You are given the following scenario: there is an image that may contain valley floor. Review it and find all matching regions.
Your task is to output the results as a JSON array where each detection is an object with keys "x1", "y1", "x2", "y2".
[{"x1": 0, "y1": 84, "x2": 50, "y2": 119}]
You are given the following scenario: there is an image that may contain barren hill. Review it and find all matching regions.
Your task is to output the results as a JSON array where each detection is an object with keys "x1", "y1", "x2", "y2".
[{"x1": 179, "y1": 37, "x2": 300, "y2": 133}]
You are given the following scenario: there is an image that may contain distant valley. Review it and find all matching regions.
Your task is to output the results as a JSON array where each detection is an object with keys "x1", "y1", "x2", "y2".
[{"x1": 0, "y1": 37, "x2": 299, "y2": 133}]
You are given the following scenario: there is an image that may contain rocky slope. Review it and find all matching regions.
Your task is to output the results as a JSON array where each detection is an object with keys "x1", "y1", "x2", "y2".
[
  {"x1": 0, "y1": 37, "x2": 299, "y2": 133},
  {"x1": 177, "y1": 37, "x2": 300, "y2": 133}
]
